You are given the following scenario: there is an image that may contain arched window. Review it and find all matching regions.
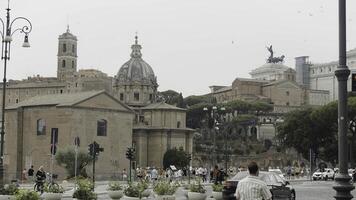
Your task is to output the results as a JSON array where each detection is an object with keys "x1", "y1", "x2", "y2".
[
  {"x1": 97, "y1": 119, "x2": 107, "y2": 136},
  {"x1": 63, "y1": 44, "x2": 67, "y2": 52},
  {"x1": 37, "y1": 119, "x2": 46, "y2": 135},
  {"x1": 72, "y1": 45, "x2": 75, "y2": 53},
  {"x1": 72, "y1": 61, "x2": 75, "y2": 68},
  {"x1": 62, "y1": 60, "x2": 66, "y2": 68}
]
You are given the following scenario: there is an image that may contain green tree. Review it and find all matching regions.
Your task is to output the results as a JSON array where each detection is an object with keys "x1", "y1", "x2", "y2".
[
  {"x1": 277, "y1": 102, "x2": 339, "y2": 163},
  {"x1": 176, "y1": 93, "x2": 186, "y2": 108},
  {"x1": 184, "y1": 95, "x2": 212, "y2": 107},
  {"x1": 186, "y1": 102, "x2": 213, "y2": 129},
  {"x1": 250, "y1": 101, "x2": 273, "y2": 114},
  {"x1": 162, "y1": 147, "x2": 190, "y2": 170},
  {"x1": 55, "y1": 147, "x2": 93, "y2": 178},
  {"x1": 277, "y1": 108, "x2": 317, "y2": 159},
  {"x1": 159, "y1": 90, "x2": 180, "y2": 104},
  {"x1": 225, "y1": 100, "x2": 251, "y2": 115}
]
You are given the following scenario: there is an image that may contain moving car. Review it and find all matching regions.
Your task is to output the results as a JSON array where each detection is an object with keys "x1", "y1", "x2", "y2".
[
  {"x1": 312, "y1": 168, "x2": 335, "y2": 181},
  {"x1": 269, "y1": 168, "x2": 285, "y2": 179},
  {"x1": 222, "y1": 171, "x2": 296, "y2": 200}
]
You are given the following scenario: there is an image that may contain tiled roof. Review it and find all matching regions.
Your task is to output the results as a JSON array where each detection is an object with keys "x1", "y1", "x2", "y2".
[
  {"x1": 141, "y1": 102, "x2": 186, "y2": 111},
  {"x1": 6, "y1": 90, "x2": 105, "y2": 109}
]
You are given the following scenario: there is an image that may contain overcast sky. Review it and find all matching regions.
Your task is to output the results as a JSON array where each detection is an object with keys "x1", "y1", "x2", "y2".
[{"x1": 1, "y1": 0, "x2": 356, "y2": 97}]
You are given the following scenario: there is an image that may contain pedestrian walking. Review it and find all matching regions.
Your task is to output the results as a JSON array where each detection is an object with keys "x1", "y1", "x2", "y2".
[
  {"x1": 122, "y1": 168, "x2": 127, "y2": 181},
  {"x1": 22, "y1": 168, "x2": 27, "y2": 183},
  {"x1": 28, "y1": 165, "x2": 34, "y2": 182},
  {"x1": 235, "y1": 161, "x2": 272, "y2": 200}
]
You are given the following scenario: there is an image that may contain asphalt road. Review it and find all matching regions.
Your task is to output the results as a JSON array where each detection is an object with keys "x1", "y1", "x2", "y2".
[
  {"x1": 52, "y1": 180, "x2": 356, "y2": 200},
  {"x1": 292, "y1": 180, "x2": 356, "y2": 200}
]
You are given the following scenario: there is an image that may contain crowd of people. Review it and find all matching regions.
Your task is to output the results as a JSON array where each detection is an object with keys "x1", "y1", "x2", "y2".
[{"x1": 120, "y1": 165, "x2": 228, "y2": 184}]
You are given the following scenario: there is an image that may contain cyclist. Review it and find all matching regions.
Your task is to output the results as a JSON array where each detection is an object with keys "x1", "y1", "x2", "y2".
[{"x1": 34, "y1": 166, "x2": 46, "y2": 193}]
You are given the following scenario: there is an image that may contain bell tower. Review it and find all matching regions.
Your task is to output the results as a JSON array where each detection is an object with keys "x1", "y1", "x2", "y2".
[{"x1": 57, "y1": 26, "x2": 77, "y2": 81}]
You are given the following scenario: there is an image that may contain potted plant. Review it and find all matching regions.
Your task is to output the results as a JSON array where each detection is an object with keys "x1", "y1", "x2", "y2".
[
  {"x1": 138, "y1": 181, "x2": 150, "y2": 198},
  {"x1": 211, "y1": 184, "x2": 223, "y2": 200},
  {"x1": 123, "y1": 183, "x2": 141, "y2": 200},
  {"x1": 181, "y1": 184, "x2": 189, "y2": 198},
  {"x1": 0, "y1": 183, "x2": 18, "y2": 200},
  {"x1": 153, "y1": 181, "x2": 177, "y2": 200},
  {"x1": 72, "y1": 179, "x2": 97, "y2": 200},
  {"x1": 42, "y1": 183, "x2": 64, "y2": 200},
  {"x1": 107, "y1": 181, "x2": 123, "y2": 199},
  {"x1": 187, "y1": 181, "x2": 206, "y2": 200},
  {"x1": 15, "y1": 189, "x2": 40, "y2": 200}
]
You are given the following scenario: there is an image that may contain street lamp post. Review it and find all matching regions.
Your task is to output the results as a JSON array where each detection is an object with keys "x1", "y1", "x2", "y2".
[
  {"x1": 0, "y1": 2, "x2": 32, "y2": 183},
  {"x1": 333, "y1": 0, "x2": 355, "y2": 199},
  {"x1": 203, "y1": 106, "x2": 226, "y2": 169}
]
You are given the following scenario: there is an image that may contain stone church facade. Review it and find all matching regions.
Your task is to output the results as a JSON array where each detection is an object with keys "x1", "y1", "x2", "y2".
[{"x1": 2, "y1": 28, "x2": 194, "y2": 180}]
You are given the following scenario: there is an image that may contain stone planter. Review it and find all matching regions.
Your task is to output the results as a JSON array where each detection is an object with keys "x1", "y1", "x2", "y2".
[
  {"x1": 0, "y1": 195, "x2": 15, "y2": 200},
  {"x1": 156, "y1": 195, "x2": 175, "y2": 200},
  {"x1": 108, "y1": 190, "x2": 124, "y2": 199},
  {"x1": 141, "y1": 189, "x2": 151, "y2": 198},
  {"x1": 122, "y1": 196, "x2": 140, "y2": 200},
  {"x1": 181, "y1": 189, "x2": 189, "y2": 198},
  {"x1": 187, "y1": 192, "x2": 207, "y2": 200},
  {"x1": 42, "y1": 193, "x2": 62, "y2": 200},
  {"x1": 212, "y1": 191, "x2": 223, "y2": 200}
]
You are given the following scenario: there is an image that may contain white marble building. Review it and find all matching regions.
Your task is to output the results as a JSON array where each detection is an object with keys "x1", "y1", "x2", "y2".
[{"x1": 296, "y1": 48, "x2": 356, "y2": 101}]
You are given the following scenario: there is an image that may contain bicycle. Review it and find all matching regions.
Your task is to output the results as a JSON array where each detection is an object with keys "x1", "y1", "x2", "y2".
[
  {"x1": 33, "y1": 173, "x2": 59, "y2": 194},
  {"x1": 33, "y1": 179, "x2": 45, "y2": 194},
  {"x1": 46, "y1": 173, "x2": 60, "y2": 191}
]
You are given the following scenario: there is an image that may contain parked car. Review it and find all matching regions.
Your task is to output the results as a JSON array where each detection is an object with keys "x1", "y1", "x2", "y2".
[
  {"x1": 312, "y1": 168, "x2": 335, "y2": 181},
  {"x1": 222, "y1": 171, "x2": 296, "y2": 200},
  {"x1": 269, "y1": 168, "x2": 285, "y2": 179},
  {"x1": 322, "y1": 168, "x2": 335, "y2": 180}
]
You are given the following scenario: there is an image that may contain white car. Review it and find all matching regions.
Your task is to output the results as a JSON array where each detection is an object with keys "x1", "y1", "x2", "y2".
[
  {"x1": 268, "y1": 168, "x2": 285, "y2": 179},
  {"x1": 322, "y1": 168, "x2": 335, "y2": 180},
  {"x1": 312, "y1": 169, "x2": 323, "y2": 180},
  {"x1": 313, "y1": 168, "x2": 334, "y2": 181},
  {"x1": 348, "y1": 169, "x2": 355, "y2": 178}
]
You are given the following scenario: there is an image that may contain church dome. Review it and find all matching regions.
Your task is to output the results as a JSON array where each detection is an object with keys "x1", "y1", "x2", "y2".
[{"x1": 116, "y1": 36, "x2": 157, "y2": 86}]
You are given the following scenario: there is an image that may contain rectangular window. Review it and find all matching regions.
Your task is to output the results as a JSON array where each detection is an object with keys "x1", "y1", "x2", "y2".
[
  {"x1": 37, "y1": 119, "x2": 46, "y2": 135},
  {"x1": 149, "y1": 94, "x2": 153, "y2": 101},
  {"x1": 97, "y1": 119, "x2": 107, "y2": 136},
  {"x1": 72, "y1": 45, "x2": 75, "y2": 53},
  {"x1": 63, "y1": 44, "x2": 67, "y2": 52},
  {"x1": 120, "y1": 93, "x2": 124, "y2": 101},
  {"x1": 286, "y1": 91, "x2": 290, "y2": 96},
  {"x1": 134, "y1": 93, "x2": 139, "y2": 101},
  {"x1": 51, "y1": 128, "x2": 58, "y2": 144}
]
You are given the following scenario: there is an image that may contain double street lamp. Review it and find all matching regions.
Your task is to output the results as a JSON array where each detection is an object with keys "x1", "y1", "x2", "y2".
[
  {"x1": 203, "y1": 106, "x2": 229, "y2": 172},
  {"x1": 0, "y1": 2, "x2": 32, "y2": 182}
]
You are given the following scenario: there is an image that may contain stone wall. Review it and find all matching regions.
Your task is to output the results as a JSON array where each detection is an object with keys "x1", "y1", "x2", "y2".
[{"x1": 4, "y1": 105, "x2": 133, "y2": 180}]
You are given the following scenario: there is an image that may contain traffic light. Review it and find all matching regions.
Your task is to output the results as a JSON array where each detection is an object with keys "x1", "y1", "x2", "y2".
[
  {"x1": 88, "y1": 143, "x2": 94, "y2": 156},
  {"x1": 186, "y1": 153, "x2": 192, "y2": 161},
  {"x1": 88, "y1": 141, "x2": 104, "y2": 157},
  {"x1": 126, "y1": 147, "x2": 135, "y2": 160}
]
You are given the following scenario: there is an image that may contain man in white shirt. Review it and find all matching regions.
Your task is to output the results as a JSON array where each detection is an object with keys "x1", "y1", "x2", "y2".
[
  {"x1": 235, "y1": 162, "x2": 272, "y2": 200},
  {"x1": 151, "y1": 167, "x2": 158, "y2": 181}
]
